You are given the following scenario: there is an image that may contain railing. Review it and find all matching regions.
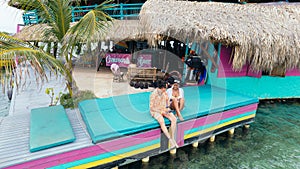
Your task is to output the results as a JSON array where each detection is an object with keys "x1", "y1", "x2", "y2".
[
  {"x1": 22, "y1": 10, "x2": 39, "y2": 25},
  {"x1": 22, "y1": 3, "x2": 143, "y2": 25}
]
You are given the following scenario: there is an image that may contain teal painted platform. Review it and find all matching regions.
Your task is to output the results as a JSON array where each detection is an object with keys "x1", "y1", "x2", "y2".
[
  {"x1": 30, "y1": 105, "x2": 76, "y2": 152},
  {"x1": 78, "y1": 85, "x2": 258, "y2": 143}
]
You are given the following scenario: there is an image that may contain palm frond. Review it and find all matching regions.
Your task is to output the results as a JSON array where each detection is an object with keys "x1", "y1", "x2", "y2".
[
  {"x1": 8, "y1": 0, "x2": 113, "y2": 96},
  {"x1": 46, "y1": 0, "x2": 73, "y2": 40},
  {"x1": 62, "y1": 0, "x2": 113, "y2": 55},
  {"x1": 9, "y1": 0, "x2": 52, "y2": 23},
  {"x1": 0, "y1": 33, "x2": 66, "y2": 92}
]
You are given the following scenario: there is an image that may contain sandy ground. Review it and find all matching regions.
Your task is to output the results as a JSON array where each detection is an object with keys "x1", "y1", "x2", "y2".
[{"x1": 73, "y1": 66, "x2": 154, "y2": 98}]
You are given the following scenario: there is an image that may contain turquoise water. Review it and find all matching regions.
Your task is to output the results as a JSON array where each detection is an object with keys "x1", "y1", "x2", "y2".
[{"x1": 121, "y1": 100, "x2": 300, "y2": 169}]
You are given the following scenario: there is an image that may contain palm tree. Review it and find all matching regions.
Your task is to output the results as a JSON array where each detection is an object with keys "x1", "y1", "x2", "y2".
[
  {"x1": 0, "y1": 32, "x2": 65, "y2": 92},
  {"x1": 3, "y1": 0, "x2": 113, "y2": 96}
]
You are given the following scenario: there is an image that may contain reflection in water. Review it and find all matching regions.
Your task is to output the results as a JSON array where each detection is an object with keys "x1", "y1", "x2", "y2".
[{"x1": 121, "y1": 100, "x2": 300, "y2": 169}]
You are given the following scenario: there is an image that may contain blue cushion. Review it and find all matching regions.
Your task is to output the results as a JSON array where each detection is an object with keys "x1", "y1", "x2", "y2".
[
  {"x1": 78, "y1": 85, "x2": 258, "y2": 143},
  {"x1": 30, "y1": 105, "x2": 76, "y2": 152}
]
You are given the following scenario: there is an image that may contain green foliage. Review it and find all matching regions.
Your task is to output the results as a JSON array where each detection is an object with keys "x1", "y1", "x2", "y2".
[
  {"x1": 59, "y1": 90, "x2": 96, "y2": 109},
  {"x1": 73, "y1": 90, "x2": 96, "y2": 107},
  {"x1": 45, "y1": 87, "x2": 62, "y2": 106},
  {"x1": 60, "y1": 93, "x2": 74, "y2": 109}
]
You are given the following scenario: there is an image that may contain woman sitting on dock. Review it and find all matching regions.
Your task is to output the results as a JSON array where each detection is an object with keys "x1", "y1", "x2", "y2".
[
  {"x1": 167, "y1": 79, "x2": 185, "y2": 121},
  {"x1": 150, "y1": 80, "x2": 178, "y2": 149}
]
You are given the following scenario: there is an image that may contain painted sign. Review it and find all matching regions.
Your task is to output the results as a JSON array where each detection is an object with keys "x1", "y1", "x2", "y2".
[
  {"x1": 137, "y1": 54, "x2": 152, "y2": 68},
  {"x1": 106, "y1": 53, "x2": 131, "y2": 67}
]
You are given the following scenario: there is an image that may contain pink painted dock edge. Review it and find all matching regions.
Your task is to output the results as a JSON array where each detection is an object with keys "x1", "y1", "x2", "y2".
[
  {"x1": 5, "y1": 129, "x2": 161, "y2": 169},
  {"x1": 176, "y1": 103, "x2": 258, "y2": 146}
]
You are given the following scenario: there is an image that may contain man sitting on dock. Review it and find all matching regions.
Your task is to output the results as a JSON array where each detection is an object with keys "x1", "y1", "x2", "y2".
[{"x1": 150, "y1": 80, "x2": 178, "y2": 149}]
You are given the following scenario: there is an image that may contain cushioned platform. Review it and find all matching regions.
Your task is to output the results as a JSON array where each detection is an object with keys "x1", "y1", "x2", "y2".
[
  {"x1": 78, "y1": 85, "x2": 258, "y2": 143},
  {"x1": 30, "y1": 105, "x2": 76, "y2": 152}
]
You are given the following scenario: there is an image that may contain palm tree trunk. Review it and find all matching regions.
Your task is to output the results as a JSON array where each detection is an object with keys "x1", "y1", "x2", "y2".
[
  {"x1": 53, "y1": 42, "x2": 58, "y2": 59},
  {"x1": 65, "y1": 45, "x2": 79, "y2": 97}
]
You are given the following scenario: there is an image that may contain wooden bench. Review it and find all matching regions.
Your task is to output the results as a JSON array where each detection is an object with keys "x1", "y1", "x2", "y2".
[{"x1": 127, "y1": 67, "x2": 164, "y2": 82}]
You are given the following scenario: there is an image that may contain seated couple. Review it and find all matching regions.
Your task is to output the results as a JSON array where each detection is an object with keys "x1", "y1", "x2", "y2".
[{"x1": 149, "y1": 80, "x2": 185, "y2": 149}]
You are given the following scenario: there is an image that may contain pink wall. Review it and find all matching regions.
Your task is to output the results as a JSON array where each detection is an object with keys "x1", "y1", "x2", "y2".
[
  {"x1": 217, "y1": 46, "x2": 261, "y2": 78},
  {"x1": 218, "y1": 46, "x2": 247, "y2": 77},
  {"x1": 16, "y1": 24, "x2": 24, "y2": 33},
  {"x1": 285, "y1": 68, "x2": 300, "y2": 76}
]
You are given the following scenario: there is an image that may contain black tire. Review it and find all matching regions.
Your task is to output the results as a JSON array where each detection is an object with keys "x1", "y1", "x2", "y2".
[{"x1": 134, "y1": 81, "x2": 140, "y2": 89}]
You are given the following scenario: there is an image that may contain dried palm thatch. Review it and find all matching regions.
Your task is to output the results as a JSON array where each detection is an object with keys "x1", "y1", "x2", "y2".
[
  {"x1": 14, "y1": 19, "x2": 144, "y2": 43},
  {"x1": 140, "y1": 0, "x2": 300, "y2": 72},
  {"x1": 14, "y1": 24, "x2": 58, "y2": 42},
  {"x1": 102, "y1": 19, "x2": 145, "y2": 42}
]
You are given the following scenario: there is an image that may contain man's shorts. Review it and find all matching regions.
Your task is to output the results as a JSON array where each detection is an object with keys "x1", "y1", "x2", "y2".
[{"x1": 151, "y1": 112, "x2": 162, "y2": 120}]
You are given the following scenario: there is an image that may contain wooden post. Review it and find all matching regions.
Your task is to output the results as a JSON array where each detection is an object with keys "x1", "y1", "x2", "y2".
[
  {"x1": 181, "y1": 39, "x2": 189, "y2": 83},
  {"x1": 209, "y1": 135, "x2": 215, "y2": 142},
  {"x1": 228, "y1": 128, "x2": 235, "y2": 135},
  {"x1": 244, "y1": 124, "x2": 250, "y2": 129},
  {"x1": 192, "y1": 142, "x2": 199, "y2": 148},
  {"x1": 142, "y1": 156, "x2": 150, "y2": 163},
  {"x1": 170, "y1": 148, "x2": 176, "y2": 155}
]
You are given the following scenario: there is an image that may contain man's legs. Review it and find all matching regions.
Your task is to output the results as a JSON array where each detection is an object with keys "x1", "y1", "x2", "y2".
[
  {"x1": 164, "y1": 113, "x2": 178, "y2": 148},
  {"x1": 153, "y1": 112, "x2": 178, "y2": 148},
  {"x1": 153, "y1": 113, "x2": 171, "y2": 139}
]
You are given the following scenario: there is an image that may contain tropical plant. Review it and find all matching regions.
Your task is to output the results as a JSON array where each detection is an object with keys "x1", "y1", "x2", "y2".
[
  {"x1": 60, "y1": 93, "x2": 73, "y2": 109},
  {"x1": 3, "y1": 0, "x2": 113, "y2": 96},
  {"x1": 0, "y1": 33, "x2": 66, "y2": 92},
  {"x1": 60, "y1": 90, "x2": 96, "y2": 109},
  {"x1": 45, "y1": 87, "x2": 62, "y2": 106}
]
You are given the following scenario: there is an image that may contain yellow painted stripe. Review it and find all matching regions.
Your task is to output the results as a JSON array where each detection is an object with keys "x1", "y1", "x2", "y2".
[
  {"x1": 70, "y1": 143, "x2": 160, "y2": 169},
  {"x1": 184, "y1": 114, "x2": 255, "y2": 139}
]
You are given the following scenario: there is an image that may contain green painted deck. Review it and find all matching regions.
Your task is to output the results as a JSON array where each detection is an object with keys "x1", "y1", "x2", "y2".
[{"x1": 29, "y1": 105, "x2": 75, "y2": 152}]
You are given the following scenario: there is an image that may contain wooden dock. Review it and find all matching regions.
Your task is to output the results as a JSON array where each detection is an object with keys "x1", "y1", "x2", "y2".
[{"x1": 2, "y1": 85, "x2": 258, "y2": 168}]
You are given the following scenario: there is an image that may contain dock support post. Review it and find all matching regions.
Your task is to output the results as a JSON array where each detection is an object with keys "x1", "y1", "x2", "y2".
[
  {"x1": 142, "y1": 156, "x2": 150, "y2": 163},
  {"x1": 192, "y1": 142, "x2": 199, "y2": 148},
  {"x1": 228, "y1": 128, "x2": 235, "y2": 135},
  {"x1": 209, "y1": 135, "x2": 215, "y2": 142},
  {"x1": 244, "y1": 124, "x2": 250, "y2": 129},
  {"x1": 170, "y1": 148, "x2": 177, "y2": 155}
]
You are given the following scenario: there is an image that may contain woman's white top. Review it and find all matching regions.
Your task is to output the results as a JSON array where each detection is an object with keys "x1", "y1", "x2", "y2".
[{"x1": 167, "y1": 88, "x2": 184, "y2": 102}]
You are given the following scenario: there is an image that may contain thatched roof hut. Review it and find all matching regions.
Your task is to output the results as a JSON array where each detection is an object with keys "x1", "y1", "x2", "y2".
[
  {"x1": 14, "y1": 24, "x2": 57, "y2": 42},
  {"x1": 14, "y1": 19, "x2": 144, "y2": 43},
  {"x1": 140, "y1": 0, "x2": 300, "y2": 71}
]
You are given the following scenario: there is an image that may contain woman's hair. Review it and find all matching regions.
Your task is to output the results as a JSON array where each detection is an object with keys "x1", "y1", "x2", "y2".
[{"x1": 157, "y1": 80, "x2": 167, "y2": 89}]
